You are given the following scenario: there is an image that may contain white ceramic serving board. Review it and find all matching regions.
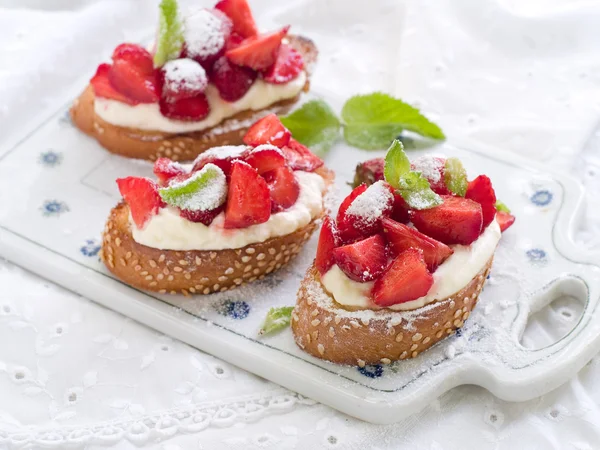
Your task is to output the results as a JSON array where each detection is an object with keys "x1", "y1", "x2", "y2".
[{"x1": 2, "y1": 83, "x2": 600, "y2": 424}]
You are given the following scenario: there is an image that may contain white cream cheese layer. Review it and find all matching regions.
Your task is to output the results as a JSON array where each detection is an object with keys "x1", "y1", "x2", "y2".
[
  {"x1": 321, "y1": 219, "x2": 502, "y2": 312},
  {"x1": 94, "y1": 72, "x2": 306, "y2": 133},
  {"x1": 131, "y1": 170, "x2": 325, "y2": 251}
]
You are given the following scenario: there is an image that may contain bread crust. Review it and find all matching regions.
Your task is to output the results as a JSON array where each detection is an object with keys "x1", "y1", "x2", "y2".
[
  {"x1": 291, "y1": 259, "x2": 493, "y2": 366},
  {"x1": 101, "y1": 167, "x2": 334, "y2": 295},
  {"x1": 70, "y1": 35, "x2": 318, "y2": 162}
]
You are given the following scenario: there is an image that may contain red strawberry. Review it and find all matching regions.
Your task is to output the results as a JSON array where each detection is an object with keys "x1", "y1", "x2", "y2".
[
  {"x1": 225, "y1": 27, "x2": 289, "y2": 70},
  {"x1": 243, "y1": 114, "x2": 291, "y2": 147},
  {"x1": 116, "y1": 177, "x2": 164, "y2": 229},
  {"x1": 411, "y1": 196, "x2": 483, "y2": 245},
  {"x1": 465, "y1": 175, "x2": 497, "y2": 229},
  {"x1": 160, "y1": 59, "x2": 208, "y2": 102},
  {"x1": 225, "y1": 32, "x2": 245, "y2": 51},
  {"x1": 224, "y1": 161, "x2": 271, "y2": 228},
  {"x1": 192, "y1": 147, "x2": 248, "y2": 177},
  {"x1": 335, "y1": 184, "x2": 367, "y2": 242},
  {"x1": 183, "y1": 9, "x2": 232, "y2": 71},
  {"x1": 262, "y1": 44, "x2": 304, "y2": 84},
  {"x1": 108, "y1": 60, "x2": 160, "y2": 104},
  {"x1": 211, "y1": 56, "x2": 257, "y2": 102},
  {"x1": 263, "y1": 166, "x2": 300, "y2": 212},
  {"x1": 391, "y1": 192, "x2": 410, "y2": 223},
  {"x1": 179, "y1": 205, "x2": 224, "y2": 226},
  {"x1": 153, "y1": 157, "x2": 187, "y2": 185},
  {"x1": 215, "y1": 0, "x2": 258, "y2": 38},
  {"x1": 373, "y1": 249, "x2": 434, "y2": 307},
  {"x1": 159, "y1": 93, "x2": 211, "y2": 121},
  {"x1": 112, "y1": 43, "x2": 154, "y2": 75},
  {"x1": 280, "y1": 139, "x2": 324, "y2": 172},
  {"x1": 381, "y1": 218, "x2": 453, "y2": 271},
  {"x1": 332, "y1": 234, "x2": 388, "y2": 282},
  {"x1": 497, "y1": 211, "x2": 516, "y2": 232},
  {"x1": 411, "y1": 156, "x2": 450, "y2": 195},
  {"x1": 244, "y1": 146, "x2": 286, "y2": 174},
  {"x1": 90, "y1": 63, "x2": 135, "y2": 105},
  {"x1": 315, "y1": 216, "x2": 339, "y2": 275},
  {"x1": 353, "y1": 157, "x2": 385, "y2": 187}
]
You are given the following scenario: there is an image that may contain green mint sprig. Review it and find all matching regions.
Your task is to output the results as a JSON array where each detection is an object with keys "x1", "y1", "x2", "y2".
[
  {"x1": 159, "y1": 164, "x2": 226, "y2": 210},
  {"x1": 154, "y1": 0, "x2": 184, "y2": 68},
  {"x1": 495, "y1": 201, "x2": 511, "y2": 213},
  {"x1": 444, "y1": 157, "x2": 468, "y2": 197},
  {"x1": 259, "y1": 306, "x2": 294, "y2": 336}
]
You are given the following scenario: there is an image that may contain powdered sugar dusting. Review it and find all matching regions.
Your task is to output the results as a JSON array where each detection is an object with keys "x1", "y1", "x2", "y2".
[
  {"x1": 346, "y1": 180, "x2": 393, "y2": 224},
  {"x1": 184, "y1": 9, "x2": 227, "y2": 59},
  {"x1": 162, "y1": 58, "x2": 208, "y2": 94},
  {"x1": 251, "y1": 144, "x2": 284, "y2": 156},
  {"x1": 167, "y1": 163, "x2": 227, "y2": 211},
  {"x1": 412, "y1": 156, "x2": 443, "y2": 184},
  {"x1": 195, "y1": 145, "x2": 249, "y2": 163}
]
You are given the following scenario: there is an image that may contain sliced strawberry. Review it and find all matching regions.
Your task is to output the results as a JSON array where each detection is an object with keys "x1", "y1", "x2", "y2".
[
  {"x1": 179, "y1": 205, "x2": 224, "y2": 226},
  {"x1": 243, "y1": 114, "x2": 291, "y2": 147},
  {"x1": 211, "y1": 56, "x2": 257, "y2": 102},
  {"x1": 225, "y1": 27, "x2": 289, "y2": 70},
  {"x1": 411, "y1": 196, "x2": 483, "y2": 245},
  {"x1": 332, "y1": 234, "x2": 388, "y2": 282},
  {"x1": 497, "y1": 211, "x2": 516, "y2": 232},
  {"x1": 263, "y1": 166, "x2": 300, "y2": 212},
  {"x1": 159, "y1": 93, "x2": 210, "y2": 121},
  {"x1": 108, "y1": 60, "x2": 160, "y2": 104},
  {"x1": 90, "y1": 63, "x2": 136, "y2": 105},
  {"x1": 335, "y1": 184, "x2": 367, "y2": 242},
  {"x1": 215, "y1": 0, "x2": 258, "y2": 38},
  {"x1": 224, "y1": 161, "x2": 271, "y2": 228},
  {"x1": 353, "y1": 157, "x2": 385, "y2": 187},
  {"x1": 280, "y1": 139, "x2": 324, "y2": 172},
  {"x1": 225, "y1": 32, "x2": 245, "y2": 51},
  {"x1": 153, "y1": 157, "x2": 187, "y2": 185},
  {"x1": 411, "y1": 156, "x2": 450, "y2": 195},
  {"x1": 191, "y1": 146, "x2": 248, "y2": 177},
  {"x1": 382, "y1": 218, "x2": 453, "y2": 271},
  {"x1": 262, "y1": 44, "x2": 304, "y2": 84},
  {"x1": 244, "y1": 146, "x2": 286, "y2": 174},
  {"x1": 315, "y1": 216, "x2": 339, "y2": 275},
  {"x1": 116, "y1": 177, "x2": 164, "y2": 229},
  {"x1": 391, "y1": 192, "x2": 410, "y2": 223},
  {"x1": 112, "y1": 43, "x2": 154, "y2": 75},
  {"x1": 373, "y1": 249, "x2": 434, "y2": 307},
  {"x1": 160, "y1": 58, "x2": 208, "y2": 102},
  {"x1": 465, "y1": 175, "x2": 497, "y2": 229},
  {"x1": 183, "y1": 9, "x2": 232, "y2": 71}
]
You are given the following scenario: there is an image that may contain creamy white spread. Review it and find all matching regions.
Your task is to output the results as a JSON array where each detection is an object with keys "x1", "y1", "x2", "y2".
[
  {"x1": 131, "y1": 170, "x2": 325, "y2": 250},
  {"x1": 94, "y1": 71, "x2": 306, "y2": 133},
  {"x1": 321, "y1": 219, "x2": 502, "y2": 312}
]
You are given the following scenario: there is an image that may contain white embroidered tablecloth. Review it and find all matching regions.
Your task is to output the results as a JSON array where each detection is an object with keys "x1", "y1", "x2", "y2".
[{"x1": 1, "y1": 0, "x2": 600, "y2": 448}]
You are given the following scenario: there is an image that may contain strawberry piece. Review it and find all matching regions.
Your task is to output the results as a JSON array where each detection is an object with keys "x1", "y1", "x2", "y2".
[
  {"x1": 262, "y1": 44, "x2": 304, "y2": 84},
  {"x1": 497, "y1": 211, "x2": 516, "y2": 232},
  {"x1": 90, "y1": 63, "x2": 136, "y2": 105},
  {"x1": 373, "y1": 249, "x2": 434, "y2": 307},
  {"x1": 411, "y1": 195, "x2": 483, "y2": 245},
  {"x1": 112, "y1": 43, "x2": 154, "y2": 75},
  {"x1": 191, "y1": 146, "x2": 248, "y2": 177},
  {"x1": 160, "y1": 59, "x2": 208, "y2": 102},
  {"x1": 315, "y1": 216, "x2": 339, "y2": 275},
  {"x1": 465, "y1": 175, "x2": 497, "y2": 229},
  {"x1": 215, "y1": 0, "x2": 258, "y2": 38},
  {"x1": 335, "y1": 184, "x2": 367, "y2": 242},
  {"x1": 108, "y1": 60, "x2": 160, "y2": 104},
  {"x1": 116, "y1": 177, "x2": 163, "y2": 229},
  {"x1": 224, "y1": 161, "x2": 271, "y2": 228},
  {"x1": 332, "y1": 234, "x2": 388, "y2": 282},
  {"x1": 183, "y1": 9, "x2": 232, "y2": 71},
  {"x1": 263, "y1": 166, "x2": 300, "y2": 212},
  {"x1": 411, "y1": 156, "x2": 450, "y2": 195},
  {"x1": 280, "y1": 139, "x2": 324, "y2": 172},
  {"x1": 179, "y1": 205, "x2": 224, "y2": 226},
  {"x1": 391, "y1": 192, "x2": 410, "y2": 223},
  {"x1": 211, "y1": 56, "x2": 257, "y2": 102},
  {"x1": 225, "y1": 32, "x2": 245, "y2": 51},
  {"x1": 353, "y1": 157, "x2": 385, "y2": 187},
  {"x1": 225, "y1": 27, "x2": 289, "y2": 70},
  {"x1": 159, "y1": 93, "x2": 210, "y2": 121},
  {"x1": 244, "y1": 146, "x2": 286, "y2": 175},
  {"x1": 243, "y1": 114, "x2": 291, "y2": 147},
  {"x1": 382, "y1": 218, "x2": 453, "y2": 271},
  {"x1": 153, "y1": 157, "x2": 187, "y2": 185}
]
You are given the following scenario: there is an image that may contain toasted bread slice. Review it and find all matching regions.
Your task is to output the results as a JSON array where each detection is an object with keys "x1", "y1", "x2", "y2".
[
  {"x1": 70, "y1": 35, "x2": 318, "y2": 161},
  {"x1": 101, "y1": 166, "x2": 334, "y2": 295},
  {"x1": 291, "y1": 259, "x2": 493, "y2": 366}
]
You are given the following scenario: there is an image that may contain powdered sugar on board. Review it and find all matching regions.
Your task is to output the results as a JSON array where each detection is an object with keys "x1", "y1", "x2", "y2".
[
  {"x1": 162, "y1": 58, "x2": 208, "y2": 94},
  {"x1": 184, "y1": 9, "x2": 228, "y2": 60},
  {"x1": 346, "y1": 180, "x2": 393, "y2": 224}
]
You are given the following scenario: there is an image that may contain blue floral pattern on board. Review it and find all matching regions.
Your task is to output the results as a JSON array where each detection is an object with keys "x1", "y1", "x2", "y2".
[
  {"x1": 38, "y1": 151, "x2": 62, "y2": 167},
  {"x1": 59, "y1": 110, "x2": 72, "y2": 126},
  {"x1": 219, "y1": 300, "x2": 250, "y2": 319},
  {"x1": 530, "y1": 190, "x2": 553, "y2": 206},
  {"x1": 526, "y1": 248, "x2": 547, "y2": 263},
  {"x1": 358, "y1": 364, "x2": 383, "y2": 378},
  {"x1": 41, "y1": 200, "x2": 69, "y2": 217},
  {"x1": 80, "y1": 239, "x2": 101, "y2": 257}
]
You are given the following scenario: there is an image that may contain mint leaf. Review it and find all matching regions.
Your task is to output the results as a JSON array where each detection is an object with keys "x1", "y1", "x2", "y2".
[
  {"x1": 159, "y1": 164, "x2": 227, "y2": 210},
  {"x1": 259, "y1": 306, "x2": 294, "y2": 336},
  {"x1": 154, "y1": 0, "x2": 184, "y2": 68},
  {"x1": 397, "y1": 172, "x2": 442, "y2": 210},
  {"x1": 495, "y1": 201, "x2": 511, "y2": 213},
  {"x1": 280, "y1": 100, "x2": 340, "y2": 156},
  {"x1": 341, "y1": 92, "x2": 445, "y2": 149},
  {"x1": 383, "y1": 139, "x2": 410, "y2": 189},
  {"x1": 444, "y1": 157, "x2": 468, "y2": 197}
]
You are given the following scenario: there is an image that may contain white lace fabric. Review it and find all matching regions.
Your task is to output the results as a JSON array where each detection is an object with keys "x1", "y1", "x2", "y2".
[{"x1": 2, "y1": 0, "x2": 600, "y2": 448}]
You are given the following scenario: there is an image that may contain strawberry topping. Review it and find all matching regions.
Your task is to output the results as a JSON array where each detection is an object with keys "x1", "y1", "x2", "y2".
[
  {"x1": 224, "y1": 161, "x2": 271, "y2": 229},
  {"x1": 372, "y1": 249, "x2": 434, "y2": 307},
  {"x1": 410, "y1": 156, "x2": 450, "y2": 195},
  {"x1": 116, "y1": 177, "x2": 164, "y2": 229},
  {"x1": 244, "y1": 146, "x2": 286, "y2": 174},
  {"x1": 262, "y1": 44, "x2": 304, "y2": 84},
  {"x1": 353, "y1": 157, "x2": 385, "y2": 187},
  {"x1": 159, "y1": 93, "x2": 211, "y2": 121},
  {"x1": 179, "y1": 205, "x2": 224, "y2": 226},
  {"x1": 465, "y1": 175, "x2": 497, "y2": 229},
  {"x1": 332, "y1": 234, "x2": 388, "y2": 282},
  {"x1": 315, "y1": 216, "x2": 339, "y2": 275},
  {"x1": 183, "y1": 9, "x2": 232, "y2": 71},
  {"x1": 160, "y1": 58, "x2": 208, "y2": 102},
  {"x1": 112, "y1": 43, "x2": 154, "y2": 75},
  {"x1": 391, "y1": 192, "x2": 410, "y2": 223},
  {"x1": 192, "y1": 145, "x2": 248, "y2": 177},
  {"x1": 280, "y1": 139, "x2": 324, "y2": 172},
  {"x1": 215, "y1": 0, "x2": 258, "y2": 38},
  {"x1": 225, "y1": 27, "x2": 289, "y2": 70},
  {"x1": 211, "y1": 56, "x2": 257, "y2": 102},
  {"x1": 90, "y1": 63, "x2": 135, "y2": 105},
  {"x1": 263, "y1": 166, "x2": 300, "y2": 212},
  {"x1": 108, "y1": 59, "x2": 160, "y2": 104},
  {"x1": 153, "y1": 157, "x2": 187, "y2": 185},
  {"x1": 243, "y1": 114, "x2": 291, "y2": 147},
  {"x1": 497, "y1": 211, "x2": 516, "y2": 232}
]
